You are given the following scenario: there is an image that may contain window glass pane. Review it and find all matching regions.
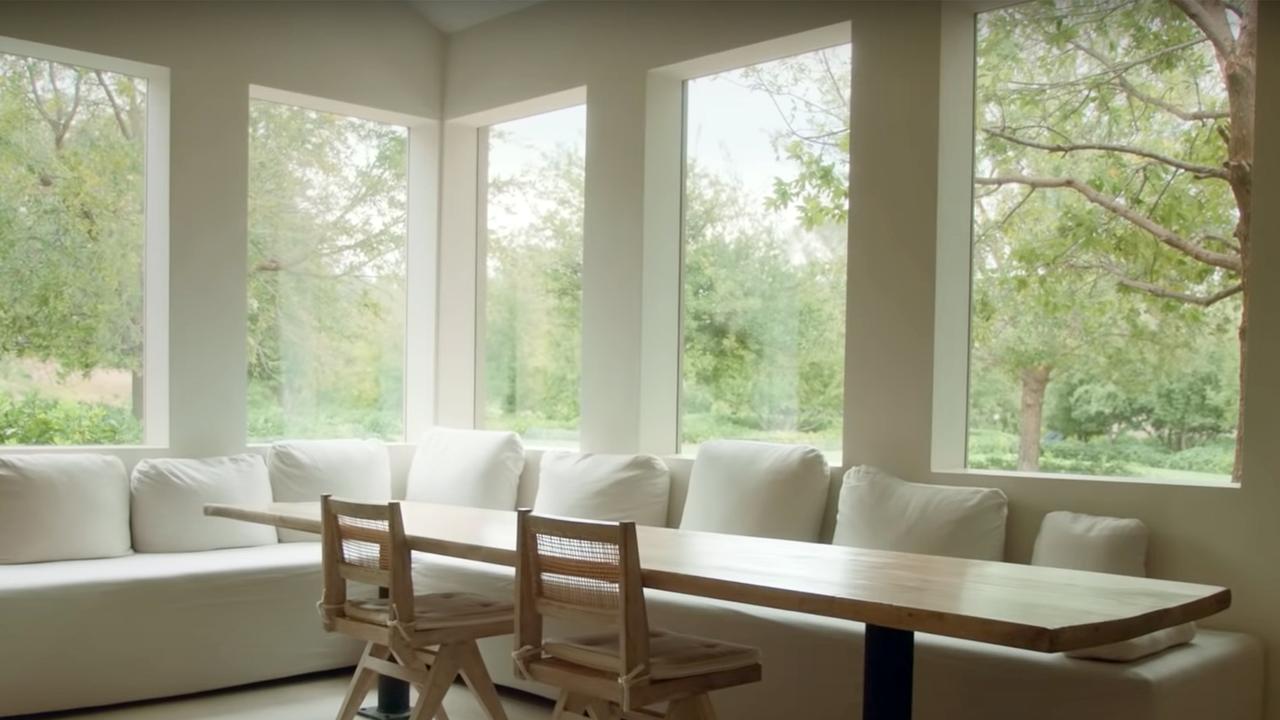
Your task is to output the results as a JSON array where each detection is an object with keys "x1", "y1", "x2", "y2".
[
  {"x1": 482, "y1": 105, "x2": 586, "y2": 448},
  {"x1": 969, "y1": 0, "x2": 1254, "y2": 481},
  {"x1": 0, "y1": 52, "x2": 147, "y2": 445},
  {"x1": 682, "y1": 44, "x2": 850, "y2": 461},
  {"x1": 247, "y1": 99, "x2": 407, "y2": 441}
]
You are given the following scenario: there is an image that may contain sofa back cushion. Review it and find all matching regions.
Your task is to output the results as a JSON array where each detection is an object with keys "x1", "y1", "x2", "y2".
[
  {"x1": 832, "y1": 466, "x2": 1008, "y2": 561},
  {"x1": 406, "y1": 428, "x2": 524, "y2": 510},
  {"x1": 0, "y1": 453, "x2": 131, "y2": 563},
  {"x1": 679, "y1": 440, "x2": 829, "y2": 541},
  {"x1": 1030, "y1": 510, "x2": 1195, "y2": 661},
  {"x1": 1031, "y1": 510, "x2": 1148, "y2": 577},
  {"x1": 131, "y1": 455, "x2": 277, "y2": 552},
  {"x1": 268, "y1": 439, "x2": 391, "y2": 541},
  {"x1": 534, "y1": 452, "x2": 670, "y2": 525}
]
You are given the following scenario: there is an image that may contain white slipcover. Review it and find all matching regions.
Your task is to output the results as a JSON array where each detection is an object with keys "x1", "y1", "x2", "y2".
[
  {"x1": 0, "y1": 453, "x2": 131, "y2": 564},
  {"x1": 831, "y1": 466, "x2": 1009, "y2": 561},
  {"x1": 0, "y1": 543, "x2": 365, "y2": 717},
  {"x1": 679, "y1": 440, "x2": 829, "y2": 541},
  {"x1": 268, "y1": 439, "x2": 391, "y2": 541},
  {"x1": 131, "y1": 454, "x2": 277, "y2": 552},
  {"x1": 535, "y1": 451, "x2": 670, "y2": 525},
  {"x1": 406, "y1": 428, "x2": 524, "y2": 510},
  {"x1": 410, "y1": 554, "x2": 1263, "y2": 720}
]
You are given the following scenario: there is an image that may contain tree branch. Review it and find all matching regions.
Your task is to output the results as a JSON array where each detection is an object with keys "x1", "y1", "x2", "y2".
[
  {"x1": 1170, "y1": 0, "x2": 1236, "y2": 58},
  {"x1": 982, "y1": 127, "x2": 1228, "y2": 180},
  {"x1": 1073, "y1": 261, "x2": 1243, "y2": 306},
  {"x1": 1007, "y1": 37, "x2": 1207, "y2": 89},
  {"x1": 1070, "y1": 41, "x2": 1228, "y2": 122},
  {"x1": 95, "y1": 70, "x2": 134, "y2": 141},
  {"x1": 975, "y1": 174, "x2": 1242, "y2": 272}
]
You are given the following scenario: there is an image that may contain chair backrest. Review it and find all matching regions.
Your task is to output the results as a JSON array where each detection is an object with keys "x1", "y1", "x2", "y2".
[
  {"x1": 515, "y1": 510, "x2": 650, "y2": 676},
  {"x1": 319, "y1": 494, "x2": 415, "y2": 627}
]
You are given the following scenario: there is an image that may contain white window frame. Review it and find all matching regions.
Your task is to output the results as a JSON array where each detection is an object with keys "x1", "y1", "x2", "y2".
[
  {"x1": 638, "y1": 22, "x2": 853, "y2": 458},
  {"x1": 0, "y1": 35, "x2": 170, "y2": 448},
  {"x1": 930, "y1": 3, "x2": 1236, "y2": 487},
  {"x1": 247, "y1": 86, "x2": 438, "y2": 443},
  {"x1": 436, "y1": 87, "x2": 587, "y2": 441}
]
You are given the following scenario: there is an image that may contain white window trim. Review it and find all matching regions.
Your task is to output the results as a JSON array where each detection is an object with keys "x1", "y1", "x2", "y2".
[
  {"x1": 929, "y1": 3, "x2": 1237, "y2": 486},
  {"x1": 638, "y1": 22, "x2": 853, "y2": 458},
  {"x1": 0, "y1": 35, "x2": 170, "y2": 448},
  {"x1": 437, "y1": 87, "x2": 588, "y2": 442},
  {"x1": 247, "y1": 86, "x2": 438, "y2": 443}
]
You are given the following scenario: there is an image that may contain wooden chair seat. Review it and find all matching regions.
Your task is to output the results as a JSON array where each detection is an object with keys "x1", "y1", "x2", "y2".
[
  {"x1": 544, "y1": 629, "x2": 760, "y2": 680},
  {"x1": 346, "y1": 592, "x2": 513, "y2": 630}
]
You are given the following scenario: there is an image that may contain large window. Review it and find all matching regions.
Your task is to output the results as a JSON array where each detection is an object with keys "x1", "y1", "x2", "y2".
[
  {"x1": 480, "y1": 104, "x2": 586, "y2": 447},
  {"x1": 680, "y1": 44, "x2": 850, "y2": 459},
  {"x1": 0, "y1": 37, "x2": 167, "y2": 446},
  {"x1": 247, "y1": 92, "x2": 410, "y2": 441},
  {"x1": 964, "y1": 0, "x2": 1255, "y2": 481}
]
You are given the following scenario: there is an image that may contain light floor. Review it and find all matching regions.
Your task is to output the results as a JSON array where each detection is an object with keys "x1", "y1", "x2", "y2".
[{"x1": 33, "y1": 671, "x2": 554, "y2": 720}]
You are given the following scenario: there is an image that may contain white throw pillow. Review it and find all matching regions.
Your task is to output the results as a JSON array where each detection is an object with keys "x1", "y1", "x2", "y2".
[
  {"x1": 405, "y1": 428, "x2": 524, "y2": 510},
  {"x1": 1031, "y1": 510, "x2": 1148, "y2": 577},
  {"x1": 0, "y1": 453, "x2": 131, "y2": 563},
  {"x1": 131, "y1": 455, "x2": 277, "y2": 552},
  {"x1": 1030, "y1": 510, "x2": 1197, "y2": 661},
  {"x1": 268, "y1": 439, "x2": 391, "y2": 541},
  {"x1": 534, "y1": 452, "x2": 670, "y2": 526},
  {"x1": 831, "y1": 466, "x2": 1008, "y2": 561},
  {"x1": 679, "y1": 440, "x2": 829, "y2": 541}
]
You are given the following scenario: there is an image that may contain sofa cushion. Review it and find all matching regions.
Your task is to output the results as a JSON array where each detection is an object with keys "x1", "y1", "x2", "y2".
[
  {"x1": 679, "y1": 440, "x2": 829, "y2": 541},
  {"x1": 1030, "y1": 510, "x2": 1194, "y2": 661},
  {"x1": 268, "y1": 440, "x2": 390, "y2": 541},
  {"x1": 405, "y1": 428, "x2": 524, "y2": 510},
  {"x1": 1031, "y1": 510, "x2": 1148, "y2": 577},
  {"x1": 0, "y1": 453, "x2": 131, "y2": 564},
  {"x1": 534, "y1": 452, "x2": 670, "y2": 525},
  {"x1": 831, "y1": 466, "x2": 1007, "y2": 561},
  {"x1": 131, "y1": 455, "x2": 277, "y2": 553}
]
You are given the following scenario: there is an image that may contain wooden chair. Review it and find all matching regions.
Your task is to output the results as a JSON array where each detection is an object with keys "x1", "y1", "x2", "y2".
[
  {"x1": 512, "y1": 510, "x2": 761, "y2": 720},
  {"x1": 318, "y1": 495, "x2": 513, "y2": 720}
]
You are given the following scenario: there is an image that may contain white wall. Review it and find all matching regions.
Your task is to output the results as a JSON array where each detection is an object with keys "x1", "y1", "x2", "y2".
[
  {"x1": 0, "y1": 0, "x2": 446, "y2": 459},
  {"x1": 441, "y1": 2, "x2": 1280, "y2": 717}
]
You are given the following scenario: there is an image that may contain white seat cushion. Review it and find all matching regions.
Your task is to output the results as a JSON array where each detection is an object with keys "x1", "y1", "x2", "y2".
[
  {"x1": 405, "y1": 428, "x2": 524, "y2": 510},
  {"x1": 534, "y1": 452, "x2": 670, "y2": 526},
  {"x1": 131, "y1": 455, "x2": 277, "y2": 553},
  {"x1": 345, "y1": 591, "x2": 512, "y2": 630},
  {"x1": 679, "y1": 440, "x2": 829, "y2": 541},
  {"x1": 0, "y1": 543, "x2": 368, "y2": 716},
  {"x1": 543, "y1": 628, "x2": 760, "y2": 680},
  {"x1": 831, "y1": 466, "x2": 1008, "y2": 561},
  {"x1": 1030, "y1": 510, "x2": 1195, "y2": 661},
  {"x1": 0, "y1": 453, "x2": 131, "y2": 564},
  {"x1": 268, "y1": 440, "x2": 391, "y2": 541}
]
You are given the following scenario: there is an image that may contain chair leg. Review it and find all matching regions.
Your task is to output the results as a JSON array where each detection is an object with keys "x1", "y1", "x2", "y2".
[
  {"x1": 456, "y1": 640, "x2": 509, "y2": 720},
  {"x1": 552, "y1": 692, "x2": 589, "y2": 719},
  {"x1": 336, "y1": 643, "x2": 390, "y2": 720},
  {"x1": 409, "y1": 642, "x2": 463, "y2": 720},
  {"x1": 666, "y1": 695, "x2": 716, "y2": 720}
]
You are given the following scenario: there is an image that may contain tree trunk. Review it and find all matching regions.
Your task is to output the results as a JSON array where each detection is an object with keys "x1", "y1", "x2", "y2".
[
  {"x1": 131, "y1": 369, "x2": 144, "y2": 422},
  {"x1": 1018, "y1": 366, "x2": 1052, "y2": 472}
]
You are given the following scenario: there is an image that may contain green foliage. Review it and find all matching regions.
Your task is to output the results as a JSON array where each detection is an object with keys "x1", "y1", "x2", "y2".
[
  {"x1": 246, "y1": 100, "x2": 407, "y2": 441},
  {"x1": 0, "y1": 393, "x2": 140, "y2": 445}
]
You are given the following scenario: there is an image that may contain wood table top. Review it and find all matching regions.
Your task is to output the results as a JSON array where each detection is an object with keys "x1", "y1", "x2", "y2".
[{"x1": 205, "y1": 500, "x2": 1229, "y2": 653}]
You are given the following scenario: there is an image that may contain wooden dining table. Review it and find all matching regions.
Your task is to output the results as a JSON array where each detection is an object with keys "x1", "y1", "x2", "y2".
[{"x1": 205, "y1": 500, "x2": 1230, "y2": 720}]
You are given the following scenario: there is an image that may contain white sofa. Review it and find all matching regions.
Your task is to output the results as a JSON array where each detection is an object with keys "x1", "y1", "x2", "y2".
[{"x1": 0, "y1": 445, "x2": 1265, "y2": 719}]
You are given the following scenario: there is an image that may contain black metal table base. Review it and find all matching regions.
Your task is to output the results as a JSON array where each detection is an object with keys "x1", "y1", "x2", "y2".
[
  {"x1": 863, "y1": 624, "x2": 914, "y2": 720},
  {"x1": 357, "y1": 674, "x2": 412, "y2": 720}
]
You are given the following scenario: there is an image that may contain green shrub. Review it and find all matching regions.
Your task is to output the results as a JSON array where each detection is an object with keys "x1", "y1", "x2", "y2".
[{"x1": 0, "y1": 393, "x2": 142, "y2": 445}]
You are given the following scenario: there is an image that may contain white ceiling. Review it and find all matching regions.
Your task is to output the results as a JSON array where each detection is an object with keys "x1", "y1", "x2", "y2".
[{"x1": 407, "y1": 0, "x2": 542, "y2": 34}]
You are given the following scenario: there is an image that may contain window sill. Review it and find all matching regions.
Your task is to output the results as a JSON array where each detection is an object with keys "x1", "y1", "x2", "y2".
[
  {"x1": 0, "y1": 445, "x2": 170, "y2": 453},
  {"x1": 932, "y1": 467, "x2": 1239, "y2": 490}
]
